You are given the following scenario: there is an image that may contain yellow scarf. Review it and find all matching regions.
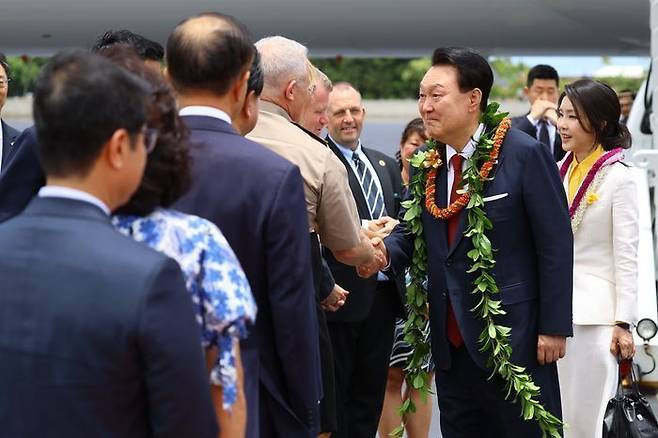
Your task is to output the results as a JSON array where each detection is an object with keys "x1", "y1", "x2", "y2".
[{"x1": 567, "y1": 145, "x2": 604, "y2": 203}]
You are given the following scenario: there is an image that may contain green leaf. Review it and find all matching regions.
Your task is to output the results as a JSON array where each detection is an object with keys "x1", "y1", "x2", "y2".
[{"x1": 412, "y1": 374, "x2": 425, "y2": 389}]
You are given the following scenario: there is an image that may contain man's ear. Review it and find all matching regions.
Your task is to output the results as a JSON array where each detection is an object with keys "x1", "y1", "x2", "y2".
[
  {"x1": 232, "y1": 69, "x2": 250, "y2": 106},
  {"x1": 244, "y1": 91, "x2": 256, "y2": 118},
  {"x1": 105, "y1": 128, "x2": 132, "y2": 170},
  {"x1": 523, "y1": 86, "x2": 530, "y2": 98},
  {"x1": 284, "y1": 80, "x2": 297, "y2": 102},
  {"x1": 469, "y1": 88, "x2": 483, "y2": 113}
]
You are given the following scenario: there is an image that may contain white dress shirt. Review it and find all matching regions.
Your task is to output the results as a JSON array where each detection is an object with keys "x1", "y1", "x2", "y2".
[
  {"x1": 445, "y1": 124, "x2": 484, "y2": 200},
  {"x1": 526, "y1": 114, "x2": 557, "y2": 153},
  {"x1": 179, "y1": 106, "x2": 232, "y2": 125},
  {"x1": 330, "y1": 136, "x2": 386, "y2": 215},
  {"x1": 330, "y1": 135, "x2": 390, "y2": 281},
  {"x1": 38, "y1": 186, "x2": 111, "y2": 215}
]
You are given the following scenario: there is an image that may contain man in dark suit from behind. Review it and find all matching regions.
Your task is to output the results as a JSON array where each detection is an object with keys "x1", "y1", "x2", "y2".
[
  {"x1": 166, "y1": 13, "x2": 321, "y2": 438},
  {"x1": 324, "y1": 82, "x2": 406, "y2": 438},
  {"x1": 0, "y1": 53, "x2": 20, "y2": 171},
  {"x1": 511, "y1": 64, "x2": 565, "y2": 162},
  {"x1": 0, "y1": 51, "x2": 217, "y2": 437},
  {"x1": 0, "y1": 30, "x2": 164, "y2": 222}
]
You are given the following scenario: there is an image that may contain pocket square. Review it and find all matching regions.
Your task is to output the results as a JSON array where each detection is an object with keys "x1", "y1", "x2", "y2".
[{"x1": 482, "y1": 193, "x2": 509, "y2": 203}]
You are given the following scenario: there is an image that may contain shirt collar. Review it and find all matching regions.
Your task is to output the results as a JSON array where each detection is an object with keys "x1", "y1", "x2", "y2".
[
  {"x1": 259, "y1": 101, "x2": 293, "y2": 122},
  {"x1": 526, "y1": 114, "x2": 554, "y2": 129},
  {"x1": 38, "y1": 186, "x2": 111, "y2": 215},
  {"x1": 572, "y1": 144, "x2": 605, "y2": 167},
  {"x1": 445, "y1": 123, "x2": 484, "y2": 168},
  {"x1": 179, "y1": 106, "x2": 232, "y2": 125},
  {"x1": 329, "y1": 134, "x2": 363, "y2": 161}
]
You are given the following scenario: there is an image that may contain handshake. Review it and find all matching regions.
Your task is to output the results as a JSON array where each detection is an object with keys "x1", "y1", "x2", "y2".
[{"x1": 356, "y1": 216, "x2": 398, "y2": 278}]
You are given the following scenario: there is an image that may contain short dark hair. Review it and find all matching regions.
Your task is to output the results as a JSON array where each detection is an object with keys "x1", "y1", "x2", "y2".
[
  {"x1": 34, "y1": 50, "x2": 150, "y2": 177},
  {"x1": 248, "y1": 50, "x2": 264, "y2": 96},
  {"x1": 618, "y1": 88, "x2": 636, "y2": 99},
  {"x1": 92, "y1": 29, "x2": 164, "y2": 62},
  {"x1": 558, "y1": 79, "x2": 631, "y2": 151},
  {"x1": 398, "y1": 118, "x2": 427, "y2": 170},
  {"x1": 0, "y1": 52, "x2": 10, "y2": 78},
  {"x1": 431, "y1": 47, "x2": 493, "y2": 112},
  {"x1": 400, "y1": 117, "x2": 426, "y2": 145},
  {"x1": 527, "y1": 64, "x2": 559, "y2": 87},
  {"x1": 166, "y1": 12, "x2": 254, "y2": 95},
  {"x1": 100, "y1": 45, "x2": 192, "y2": 216}
]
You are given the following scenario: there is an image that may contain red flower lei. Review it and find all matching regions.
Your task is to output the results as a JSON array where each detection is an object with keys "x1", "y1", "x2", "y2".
[{"x1": 424, "y1": 118, "x2": 511, "y2": 220}]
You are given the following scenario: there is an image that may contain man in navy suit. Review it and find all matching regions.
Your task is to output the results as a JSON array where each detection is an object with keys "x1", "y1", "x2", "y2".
[
  {"x1": 365, "y1": 48, "x2": 573, "y2": 437},
  {"x1": 323, "y1": 82, "x2": 406, "y2": 438},
  {"x1": 0, "y1": 53, "x2": 20, "y2": 171},
  {"x1": 0, "y1": 31, "x2": 164, "y2": 221},
  {"x1": 511, "y1": 64, "x2": 565, "y2": 162},
  {"x1": 0, "y1": 51, "x2": 217, "y2": 437},
  {"x1": 166, "y1": 13, "x2": 321, "y2": 438}
]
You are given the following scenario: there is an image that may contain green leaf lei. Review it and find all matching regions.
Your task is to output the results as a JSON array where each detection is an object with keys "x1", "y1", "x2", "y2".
[{"x1": 391, "y1": 103, "x2": 563, "y2": 438}]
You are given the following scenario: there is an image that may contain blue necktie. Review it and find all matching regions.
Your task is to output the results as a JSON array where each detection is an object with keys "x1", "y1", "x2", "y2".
[{"x1": 352, "y1": 152, "x2": 386, "y2": 219}]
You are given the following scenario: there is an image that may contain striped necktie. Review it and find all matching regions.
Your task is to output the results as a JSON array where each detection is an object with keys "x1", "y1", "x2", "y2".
[{"x1": 352, "y1": 151, "x2": 386, "y2": 219}]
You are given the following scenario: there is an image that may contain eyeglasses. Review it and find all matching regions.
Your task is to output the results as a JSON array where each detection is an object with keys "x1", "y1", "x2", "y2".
[
  {"x1": 143, "y1": 127, "x2": 158, "y2": 154},
  {"x1": 0, "y1": 78, "x2": 10, "y2": 89}
]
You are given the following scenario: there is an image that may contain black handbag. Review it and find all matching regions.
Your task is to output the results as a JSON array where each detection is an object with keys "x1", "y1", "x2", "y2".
[{"x1": 603, "y1": 360, "x2": 658, "y2": 437}]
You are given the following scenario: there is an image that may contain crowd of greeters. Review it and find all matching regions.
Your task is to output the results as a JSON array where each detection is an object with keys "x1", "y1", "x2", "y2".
[{"x1": 0, "y1": 12, "x2": 639, "y2": 438}]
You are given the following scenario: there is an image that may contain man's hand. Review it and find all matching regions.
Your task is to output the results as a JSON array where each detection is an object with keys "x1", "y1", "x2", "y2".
[
  {"x1": 356, "y1": 237, "x2": 388, "y2": 278},
  {"x1": 321, "y1": 284, "x2": 350, "y2": 312},
  {"x1": 364, "y1": 216, "x2": 400, "y2": 240},
  {"x1": 537, "y1": 334, "x2": 566, "y2": 365},
  {"x1": 529, "y1": 99, "x2": 557, "y2": 123},
  {"x1": 610, "y1": 326, "x2": 635, "y2": 360}
]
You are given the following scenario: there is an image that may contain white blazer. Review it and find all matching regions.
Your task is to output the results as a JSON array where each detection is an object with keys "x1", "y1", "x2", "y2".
[{"x1": 563, "y1": 161, "x2": 639, "y2": 326}]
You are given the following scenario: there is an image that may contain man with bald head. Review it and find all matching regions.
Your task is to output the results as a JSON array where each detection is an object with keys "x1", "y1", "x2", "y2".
[
  {"x1": 167, "y1": 14, "x2": 322, "y2": 438},
  {"x1": 324, "y1": 82, "x2": 405, "y2": 438}
]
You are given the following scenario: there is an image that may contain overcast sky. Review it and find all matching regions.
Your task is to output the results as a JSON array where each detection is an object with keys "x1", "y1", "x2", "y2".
[{"x1": 509, "y1": 56, "x2": 650, "y2": 77}]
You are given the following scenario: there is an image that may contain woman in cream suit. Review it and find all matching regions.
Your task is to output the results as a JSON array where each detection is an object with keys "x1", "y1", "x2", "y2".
[{"x1": 556, "y1": 79, "x2": 638, "y2": 438}]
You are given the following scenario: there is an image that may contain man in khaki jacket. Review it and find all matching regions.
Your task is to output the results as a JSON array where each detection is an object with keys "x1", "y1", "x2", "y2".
[{"x1": 247, "y1": 35, "x2": 381, "y2": 438}]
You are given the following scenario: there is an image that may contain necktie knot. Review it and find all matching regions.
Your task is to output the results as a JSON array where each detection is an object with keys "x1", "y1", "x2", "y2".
[
  {"x1": 352, "y1": 152, "x2": 362, "y2": 169},
  {"x1": 450, "y1": 153, "x2": 464, "y2": 172}
]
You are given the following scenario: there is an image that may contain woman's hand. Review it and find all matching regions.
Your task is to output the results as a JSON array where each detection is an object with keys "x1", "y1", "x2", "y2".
[{"x1": 610, "y1": 325, "x2": 636, "y2": 360}]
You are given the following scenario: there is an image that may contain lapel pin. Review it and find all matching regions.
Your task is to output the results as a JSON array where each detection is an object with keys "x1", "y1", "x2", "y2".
[{"x1": 379, "y1": 159, "x2": 386, "y2": 166}]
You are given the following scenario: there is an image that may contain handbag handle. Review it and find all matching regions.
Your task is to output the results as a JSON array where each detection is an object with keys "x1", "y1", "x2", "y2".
[{"x1": 615, "y1": 358, "x2": 641, "y2": 398}]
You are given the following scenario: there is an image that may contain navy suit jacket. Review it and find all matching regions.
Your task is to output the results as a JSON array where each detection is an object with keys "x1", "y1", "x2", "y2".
[
  {"x1": 174, "y1": 115, "x2": 321, "y2": 437},
  {"x1": 1, "y1": 120, "x2": 19, "y2": 171},
  {"x1": 385, "y1": 128, "x2": 573, "y2": 371},
  {"x1": 0, "y1": 126, "x2": 46, "y2": 222},
  {"x1": 324, "y1": 137, "x2": 406, "y2": 322},
  {"x1": 511, "y1": 114, "x2": 565, "y2": 162},
  {"x1": 0, "y1": 197, "x2": 217, "y2": 437}
]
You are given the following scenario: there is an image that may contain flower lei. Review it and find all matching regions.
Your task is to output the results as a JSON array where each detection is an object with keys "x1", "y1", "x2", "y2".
[
  {"x1": 392, "y1": 103, "x2": 562, "y2": 438},
  {"x1": 559, "y1": 148, "x2": 624, "y2": 233}
]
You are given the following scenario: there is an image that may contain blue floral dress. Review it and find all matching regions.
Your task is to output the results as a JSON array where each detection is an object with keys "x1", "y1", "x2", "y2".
[{"x1": 113, "y1": 208, "x2": 257, "y2": 409}]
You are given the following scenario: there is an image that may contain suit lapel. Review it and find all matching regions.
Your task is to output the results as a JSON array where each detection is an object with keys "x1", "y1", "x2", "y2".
[
  {"x1": 446, "y1": 130, "x2": 506, "y2": 257},
  {"x1": 362, "y1": 148, "x2": 395, "y2": 215},
  {"x1": 431, "y1": 145, "x2": 449, "y2": 252},
  {"x1": 326, "y1": 138, "x2": 370, "y2": 219},
  {"x1": 1, "y1": 122, "x2": 16, "y2": 169}
]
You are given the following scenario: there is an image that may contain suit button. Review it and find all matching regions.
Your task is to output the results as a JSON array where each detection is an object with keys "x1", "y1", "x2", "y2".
[
  {"x1": 442, "y1": 291, "x2": 448, "y2": 298},
  {"x1": 445, "y1": 258, "x2": 453, "y2": 267}
]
